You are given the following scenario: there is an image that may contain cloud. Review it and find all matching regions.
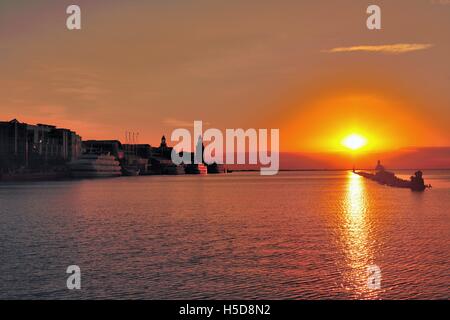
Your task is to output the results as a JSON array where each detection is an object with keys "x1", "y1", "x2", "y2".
[
  {"x1": 163, "y1": 118, "x2": 212, "y2": 128},
  {"x1": 55, "y1": 86, "x2": 109, "y2": 101},
  {"x1": 430, "y1": 0, "x2": 450, "y2": 5},
  {"x1": 325, "y1": 43, "x2": 434, "y2": 54}
]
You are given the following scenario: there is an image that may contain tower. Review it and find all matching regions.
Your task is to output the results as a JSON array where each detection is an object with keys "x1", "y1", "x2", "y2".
[{"x1": 160, "y1": 135, "x2": 167, "y2": 148}]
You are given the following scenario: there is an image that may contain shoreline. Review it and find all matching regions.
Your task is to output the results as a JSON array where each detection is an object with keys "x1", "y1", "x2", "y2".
[
  {"x1": 2, "y1": 168, "x2": 449, "y2": 183},
  {"x1": 233, "y1": 168, "x2": 450, "y2": 172}
]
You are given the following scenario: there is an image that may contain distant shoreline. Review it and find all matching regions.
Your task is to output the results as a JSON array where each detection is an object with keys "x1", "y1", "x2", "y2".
[
  {"x1": 2, "y1": 168, "x2": 449, "y2": 183},
  {"x1": 233, "y1": 168, "x2": 450, "y2": 172}
]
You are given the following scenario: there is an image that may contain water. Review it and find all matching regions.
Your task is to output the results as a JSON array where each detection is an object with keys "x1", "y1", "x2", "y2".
[{"x1": 0, "y1": 171, "x2": 449, "y2": 299}]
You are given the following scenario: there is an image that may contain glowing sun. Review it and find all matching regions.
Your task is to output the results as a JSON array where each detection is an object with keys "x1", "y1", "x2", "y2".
[{"x1": 342, "y1": 134, "x2": 367, "y2": 150}]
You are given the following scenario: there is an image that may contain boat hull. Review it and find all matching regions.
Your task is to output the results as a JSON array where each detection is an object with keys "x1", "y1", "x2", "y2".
[
  {"x1": 71, "y1": 171, "x2": 122, "y2": 178},
  {"x1": 69, "y1": 153, "x2": 122, "y2": 178},
  {"x1": 355, "y1": 170, "x2": 428, "y2": 191}
]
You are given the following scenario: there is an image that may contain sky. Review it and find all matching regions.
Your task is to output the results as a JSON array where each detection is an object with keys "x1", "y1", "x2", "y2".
[{"x1": 1, "y1": 0, "x2": 449, "y2": 168}]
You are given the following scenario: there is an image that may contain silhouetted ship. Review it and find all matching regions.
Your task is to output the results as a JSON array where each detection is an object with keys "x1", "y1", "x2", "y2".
[
  {"x1": 121, "y1": 165, "x2": 140, "y2": 176},
  {"x1": 207, "y1": 162, "x2": 226, "y2": 174},
  {"x1": 354, "y1": 160, "x2": 431, "y2": 191},
  {"x1": 69, "y1": 152, "x2": 122, "y2": 178},
  {"x1": 185, "y1": 163, "x2": 208, "y2": 175}
]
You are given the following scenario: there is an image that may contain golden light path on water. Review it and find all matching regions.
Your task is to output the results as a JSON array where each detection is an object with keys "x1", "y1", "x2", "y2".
[{"x1": 342, "y1": 172, "x2": 379, "y2": 298}]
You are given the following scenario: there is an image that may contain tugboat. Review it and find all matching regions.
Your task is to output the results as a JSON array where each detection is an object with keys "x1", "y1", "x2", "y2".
[
  {"x1": 355, "y1": 160, "x2": 431, "y2": 191},
  {"x1": 409, "y1": 170, "x2": 430, "y2": 192},
  {"x1": 185, "y1": 163, "x2": 208, "y2": 175}
]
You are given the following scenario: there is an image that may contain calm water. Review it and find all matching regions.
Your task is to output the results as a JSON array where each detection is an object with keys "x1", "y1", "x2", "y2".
[{"x1": 0, "y1": 171, "x2": 449, "y2": 299}]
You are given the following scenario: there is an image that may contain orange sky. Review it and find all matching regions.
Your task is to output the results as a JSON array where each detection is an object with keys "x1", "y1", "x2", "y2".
[{"x1": 1, "y1": 0, "x2": 449, "y2": 167}]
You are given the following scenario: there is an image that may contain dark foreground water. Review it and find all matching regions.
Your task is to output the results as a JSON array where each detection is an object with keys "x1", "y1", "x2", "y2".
[{"x1": 0, "y1": 171, "x2": 449, "y2": 299}]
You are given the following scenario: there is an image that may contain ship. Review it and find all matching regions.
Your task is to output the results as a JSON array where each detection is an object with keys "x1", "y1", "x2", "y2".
[
  {"x1": 121, "y1": 165, "x2": 140, "y2": 176},
  {"x1": 207, "y1": 162, "x2": 226, "y2": 174},
  {"x1": 165, "y1": 164, "x2": 185, "y2": 175},
  {"x1": 69, "y1": 152, "x2": 122, "y2": 178},
  {"x1": 185, "y1": 163, "x2": 208, "y2": 175},
  {"x1": 183, "y1": 137, "x2": 208, "y2": 175},
  {"x1": 354, "y1": 160, "x2": 431, "y2": 191}
]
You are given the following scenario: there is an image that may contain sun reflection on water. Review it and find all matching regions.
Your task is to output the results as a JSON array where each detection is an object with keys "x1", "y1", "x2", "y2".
[{"x1": 342, "y1": 172, "x2": 378, "y2": 298}]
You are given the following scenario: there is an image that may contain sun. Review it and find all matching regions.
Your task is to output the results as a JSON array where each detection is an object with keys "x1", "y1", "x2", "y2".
[{"x1": 342, "y1": 134, "x2": 367, "y2": 150}]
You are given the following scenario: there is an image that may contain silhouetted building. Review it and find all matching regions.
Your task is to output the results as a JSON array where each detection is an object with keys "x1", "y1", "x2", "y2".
[
  {"x1": 0, "y1": 119, "x2": 28, "y2": 171},
  {"x1": 151, "y1": 135, "x2": 172, "y2": 158},
  {"x1": 122, "y1": 144, "x2": 153, "y2": 174},
  {"x1": 28, "y1": 124, "x2": 82, "y2": 164},
  {"x1": 83, "y1": 140, "x2": 124, "y2": 161},
  {"x1": 123, "y1": 144, "x2": 152, "y2": 159},
  {"x1": 150, "y1": 136, "x2": 185, "y2": 174},
  {"x1": 0, "y1": 119, "x2": 82, "y2": 172},
  {"x1": 160, "y1": 135, "x2": 167, "y2": 148}
]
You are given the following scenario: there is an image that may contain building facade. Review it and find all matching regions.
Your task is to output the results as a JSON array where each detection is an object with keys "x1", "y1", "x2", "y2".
[
  {"x1": 0, "y1": 119, "x2": 28, "y2": 171},
  {"x1": 0, "y1": 119, "x2": 82, "y2": 172}
]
